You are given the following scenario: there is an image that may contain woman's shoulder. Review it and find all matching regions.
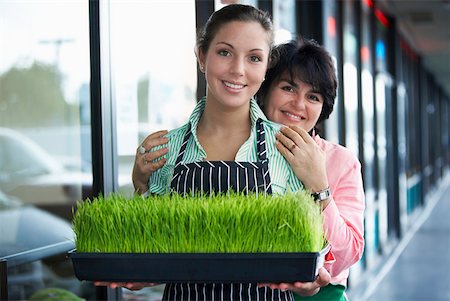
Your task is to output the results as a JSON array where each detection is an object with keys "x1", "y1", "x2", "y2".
[
  {"x1": 260, "y1": 119, "x2": 282, "y2": 133},
  {"x1": 316, "y1": 136, "x2": 361, "y2": 167},
  {"x1": 163, "y1": 123, "x2": 192, "y2": 148},
  {"x1": 149, "y1": 123, "x2": 189, "y2": 154},
  {"x1": 166, "y1": 123, "x2": 190, "y2": 138}
]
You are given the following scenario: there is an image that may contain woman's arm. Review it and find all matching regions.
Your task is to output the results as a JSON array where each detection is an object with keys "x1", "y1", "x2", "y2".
[
  {"x1": 276, "y1": 125, "x2": 365, "y2": 277},
  {"x1": 321, "y1": 155, "x2": 365, "y2": 276}
]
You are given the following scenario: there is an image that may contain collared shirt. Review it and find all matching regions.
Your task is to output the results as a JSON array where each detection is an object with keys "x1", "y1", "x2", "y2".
[
  {"x1": 149, "y1": 97, "x2": 303, "y2": 195},
  {"x1": 314, "y1": 135, "x2": 365, "y2": 287}
]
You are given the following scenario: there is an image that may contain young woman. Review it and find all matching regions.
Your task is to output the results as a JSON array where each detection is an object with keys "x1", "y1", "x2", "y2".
[
  {"x1": 134, "y1": 39, "x2": 365, "y2": 301},
  {"x1": 130, "y1": 4, "x2": 311, "y2": 301}
]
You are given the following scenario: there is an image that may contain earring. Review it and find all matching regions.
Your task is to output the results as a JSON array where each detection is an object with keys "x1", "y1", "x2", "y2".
[{"x1": 200, "y1": 65, "x2": 204, "y2": 72}]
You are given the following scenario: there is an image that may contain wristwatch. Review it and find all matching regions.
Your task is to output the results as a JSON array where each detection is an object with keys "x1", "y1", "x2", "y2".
[{"x1": 312, "y1": 187, "x2": 331, "y2": 202}]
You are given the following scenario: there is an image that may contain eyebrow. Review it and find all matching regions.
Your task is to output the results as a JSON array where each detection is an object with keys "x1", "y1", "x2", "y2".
[
  {"x1": 215, "y1": 41, "x2": 265, "y2": 52},
  {"x1": 279, "y1": 78, "x2": 298, "y2": 88}
]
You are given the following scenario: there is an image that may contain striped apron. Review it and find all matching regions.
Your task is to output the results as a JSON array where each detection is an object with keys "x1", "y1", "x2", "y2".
[{"x1": 163, "y1": 118, "x2": 294, "y2": 301}]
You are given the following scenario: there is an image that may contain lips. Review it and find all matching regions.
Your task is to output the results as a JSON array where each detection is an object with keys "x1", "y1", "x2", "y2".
[
  {"x1": 223, "y1": 81, "x2": 246, "y2": 90},
  {"x1": 282, "y1": 110, "x2": 305, "y2": 120}
]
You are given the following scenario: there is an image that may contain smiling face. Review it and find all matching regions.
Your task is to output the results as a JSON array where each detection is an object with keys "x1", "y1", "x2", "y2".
[
  {"x1": 198, "y1": 21, "x2": 270, "y2": 110},
  {"x1": 264, "y1": 72, "x2": 324, "y2": 132}
]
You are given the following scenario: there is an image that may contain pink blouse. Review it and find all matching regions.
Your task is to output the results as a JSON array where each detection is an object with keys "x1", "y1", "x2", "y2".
[{"x1": 314, "y1": 135, "x2": 365, "y2": 286}]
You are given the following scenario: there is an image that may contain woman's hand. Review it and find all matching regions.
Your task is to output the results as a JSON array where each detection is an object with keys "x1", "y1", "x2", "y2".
[
  {"x1": 275, "y1": 126, "x2": 328, "y2": 193},
  {"x1": 94, "y1": 282, "x2": 159, "y2": 291},
  {"x1": 132, "y1": 130, "x2": 169, "y2": 194},
  {"x1": 258, "y1": 267, "x2": 331, "y2": 296}
]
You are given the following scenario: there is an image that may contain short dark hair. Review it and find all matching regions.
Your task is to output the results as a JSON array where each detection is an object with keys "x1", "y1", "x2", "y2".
[
  {"x1": 196, "y1": 4, "x2": 274, "y2": 55},
  {"x1": 257, "y1": 39, "x2": 337, "y2": 124}
]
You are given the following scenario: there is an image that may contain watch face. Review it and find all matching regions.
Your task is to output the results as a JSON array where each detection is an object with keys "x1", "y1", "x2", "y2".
[{"x1": 314, "y1": 188, "x2": 330, "y2": 201}]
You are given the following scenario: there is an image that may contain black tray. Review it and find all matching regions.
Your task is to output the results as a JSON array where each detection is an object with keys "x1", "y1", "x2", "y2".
[{"x1": 69, "y1": 246, "x2": 329, "y2": 283}]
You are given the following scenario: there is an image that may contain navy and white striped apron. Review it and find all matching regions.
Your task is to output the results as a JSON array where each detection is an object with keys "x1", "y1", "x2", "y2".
[{"x1": 163, "y1": 118, "x2": 294, "y2": 301}]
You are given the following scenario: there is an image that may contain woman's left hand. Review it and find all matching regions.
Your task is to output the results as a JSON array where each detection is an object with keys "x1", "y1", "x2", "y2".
[
  {"x1": 258, "y1": 267, "x2": 331, "y2": 296},
  {"x1": 94, "y1": 282, "x2": 159, "y2": 291},
  {"x1": 276, "y1": 126, "x2": 328, "y2": 193}
]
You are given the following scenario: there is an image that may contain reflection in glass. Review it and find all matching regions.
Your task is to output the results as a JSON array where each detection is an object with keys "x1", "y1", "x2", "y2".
[
  {"x1": 322, "y1": 0, "x2": 339, "y2": 144},
  {"x1": 110, "y1": 2, "x2": 196, "y2": 299},
  {"x1": 342, "y1": 0, "x2": 359, "y2": 158},
  {"x1": 0, "y1": 1, "x2": 92, "y2": 220},
  {"x1": 343, "y1": 62, "x2": 359, "y2": 157},
  {"x1": 362, "y1": 70, "x2": 375, "y2": 184},
  {"x1": 0, "y1": 128, "x2": 91, "y2": 208},
  {"x1": 215, "y1": 0, "x2": 258, "y2": 10},
  {"x1": 273, "y1": 0, "x2": 296, "y2": 44},
  {"x1": 375, "y1": 74, "x2": 388, "y2": 248},
  {"x1": 0, "y1": 1, "x2": 91, "y2": 299},
  {"x1": 111, "y1": 1, "x2": 197, "y2": 198},
  {"x1": 396, "y1": 84, "x2": 408, "y2": 229}
]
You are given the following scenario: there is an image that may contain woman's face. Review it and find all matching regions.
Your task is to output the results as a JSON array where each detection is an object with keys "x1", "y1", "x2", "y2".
[
  {"x1": 199, "y1": 21, "x2": 270, "y2": 110},
  {"x1": 264, "y1": 73, "x2": 324, "y2": 132}
]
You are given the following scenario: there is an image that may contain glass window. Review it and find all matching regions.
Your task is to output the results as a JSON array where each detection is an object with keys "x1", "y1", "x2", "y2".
[
  {"x1": 343, "y1": 0, "x2": 359, "y2": 157},
  {"x1": 273, "y1": 0, "x2": 296, "y2": 44},
  {"x1": 109, "y1": 2, "x2": 196, "y2": 299},
  {"x1": 110, "y1": 1, "x2": 197, "y2": 196},
  {"x1": 359, "y1": 0, "x2": 378, "y2": 269},
  {"x1": 0, "y1": 1, "x2": 92, "y2": 216},
  {"x1": 322, "y1": 0, "x2": 340, "y2": 144},
  {"x1": 0, "y1": 0, "x2": 93, "y2": 299},
  {"x1": 215, "y1": 0, "x2": 258, "y2": 10},
  {"x1": 375, "y1": 72, "x2": 389, "y2": 247},
  {"x1": 361, "y1": 1, "x2": 375, "y2": 192}
]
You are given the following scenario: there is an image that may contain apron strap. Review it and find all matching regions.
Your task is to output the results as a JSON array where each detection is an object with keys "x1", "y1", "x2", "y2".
[
  {"x1": 256, "y1": 118, "x2": 272, "y2": 194},
  {"x1": 173, "y1": 126, "x2": 191, "y2": 168},
  {"x1": 256, "y1": 118, "x2": 268, "y2": 163}
]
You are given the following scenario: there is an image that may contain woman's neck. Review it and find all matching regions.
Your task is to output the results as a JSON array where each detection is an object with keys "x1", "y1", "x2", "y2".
[
  {"x1": 198, "y1": 98, "x2": 251, "y2": 135},
  {"x1": 196, "y1": 98, "x2": 252, "y2": 160}
]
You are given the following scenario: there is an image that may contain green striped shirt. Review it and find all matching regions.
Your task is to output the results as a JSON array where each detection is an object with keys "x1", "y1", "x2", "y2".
[{"x1": 149, "y1": 97, "x2": 303, "y2": 195}]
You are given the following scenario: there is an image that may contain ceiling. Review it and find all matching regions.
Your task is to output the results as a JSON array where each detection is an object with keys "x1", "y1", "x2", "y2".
[{"x1": 379, "y1": 0, "x2": 450, "y2": 97}]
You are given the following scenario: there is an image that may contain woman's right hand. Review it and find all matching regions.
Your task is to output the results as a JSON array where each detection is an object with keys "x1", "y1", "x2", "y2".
[
  {"x1": 258, "y1": 267, "x2": 331, "y2": 296},
  {"x1": 275, "y1": 126, "x2": 328, "y2": 193},
  {"x1": 132, "y1": 130, "x2": 169, "y2": 194}
]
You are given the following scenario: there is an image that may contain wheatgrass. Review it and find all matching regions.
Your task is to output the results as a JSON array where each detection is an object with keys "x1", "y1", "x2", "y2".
[{"x1": 73, "y1": 191, "x2": 326, "y2": 253}]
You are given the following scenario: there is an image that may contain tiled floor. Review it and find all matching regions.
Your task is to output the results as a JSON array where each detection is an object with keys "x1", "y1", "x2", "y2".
[{"x1": 349, "y1": 178, "x2": 450, "y2": 301}]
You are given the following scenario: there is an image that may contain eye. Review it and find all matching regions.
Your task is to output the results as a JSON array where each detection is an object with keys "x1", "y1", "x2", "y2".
[
  {"x1": 308, "y1": 94, "x2": 323, "y2": 102},
  {"x1": 281, "y1": 85, "x2": 295, "y2": 93},
  {"x1": 250, "y1": 55, "x2": 262, "y2": 62},
  {"x1": 218, "y1": 50, "x2": 231, "y2": 57}
]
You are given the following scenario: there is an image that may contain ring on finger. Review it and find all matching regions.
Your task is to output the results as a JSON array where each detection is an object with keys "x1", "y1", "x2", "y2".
[
  {"x1": 138, "y1": 145, "x2": 146, "y2": 154},
  {"x1": 290, "y1": 143, "x2": 296, "y2": 150},
  {"x1": 143, "y1": 157, "x2": 148, "y2": 165}
]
